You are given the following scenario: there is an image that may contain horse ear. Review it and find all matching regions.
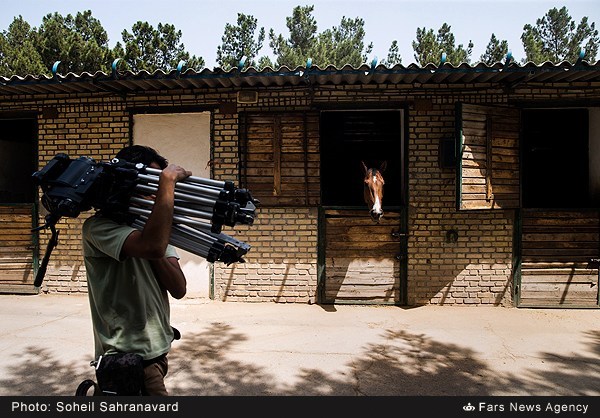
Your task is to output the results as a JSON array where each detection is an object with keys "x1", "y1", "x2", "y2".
[
  {"x1": 380, "y1": 160, "x2": 387, "y2": 172},
  {"x1": 361, "y1": 161, "x2": 368, "y2": 175}
]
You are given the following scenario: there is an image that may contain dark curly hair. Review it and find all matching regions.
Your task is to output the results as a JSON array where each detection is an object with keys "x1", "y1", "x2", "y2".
[{"x1": 115, "y1": 145, "x2": 168, "y2": 169}]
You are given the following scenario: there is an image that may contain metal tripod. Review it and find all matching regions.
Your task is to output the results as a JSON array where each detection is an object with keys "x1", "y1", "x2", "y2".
[{"x1": 119, "y1": 162, "x2": 257, "y2": 265}]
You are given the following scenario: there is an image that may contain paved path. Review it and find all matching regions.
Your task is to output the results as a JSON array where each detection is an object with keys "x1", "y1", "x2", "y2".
[{"x1": 0, "y1": 293, "x2": 598, "y2": 396}]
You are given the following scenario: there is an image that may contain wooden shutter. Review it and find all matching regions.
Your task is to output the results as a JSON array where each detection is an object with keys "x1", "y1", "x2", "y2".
[
  {"x1": 456, "y1": 103, "x2": 520, "y2": 210},
  {"x1": 241, "y1": 112, "x2": 320, "y2": 206}
]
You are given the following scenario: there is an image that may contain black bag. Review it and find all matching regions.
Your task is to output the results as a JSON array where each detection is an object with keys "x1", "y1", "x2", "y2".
[
  {"x1": 75, "y1": 379, "x2": 100, "y2": 396},
  {"x1": 95, "y1": 353, "x2": 144, "y2": 396}
]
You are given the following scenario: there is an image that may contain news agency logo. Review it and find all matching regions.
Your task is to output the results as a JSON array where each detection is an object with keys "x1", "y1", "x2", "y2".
[{"x1": 463, "y1": 403, "x2": 476, "y2": 412}]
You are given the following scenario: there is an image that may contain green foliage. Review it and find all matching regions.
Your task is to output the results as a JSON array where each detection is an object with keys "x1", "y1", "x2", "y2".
[
  {"x1": 412, "y1": 27, "x2": 439, "y2": 65},
  {"x1": 382, "y1": 40, "x2": 402, "y2": 66},
  {"x1": 521, "y1": 6, "x2": 598, "y2": 63},
  {"x1": 120, "y1": 21, "x2": 204, "y2": 72},
  {"x1": 268, "y1": 5, "x2": 318, "y2": 68},
  {"x1": 257, "y1": 55, "x2": 276, "y2": 69},
  {"x1": 0, "y1": 16, "x2": 46, "y2": 77},
  {"x1": 0, "y1": 10, "x2": 203, "y2": 76},
  {"x1": 480, "y1": 34, "x2": 509, "y2": 65},
  {"x1": 0, "y1": 5, "x2": 598, "y2": 77},
  {"x1": 324, "y1": 16, "x2": 373, "y2": 67},
  {"x1": 267, "y1": 6, "x2": 373, "y2": 68},
  {"x1": 120, "y1": 22, "x2": 158, "y2": 72},
  {"x1": 412, "y1": 23, "x2": 473, "y2": 66},
  {"x1": 36, "y1": 10, "x2": 114, "y2": 74},
  {"x1": 216, "y1": 13, "x2": 265, "y2": 70}
]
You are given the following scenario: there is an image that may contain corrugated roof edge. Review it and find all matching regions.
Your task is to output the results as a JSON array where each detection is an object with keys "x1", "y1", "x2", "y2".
[
  {"x1": 1, "y1": 59, "x2": 597, "y2": 82},
  {"x1": 0, "y1": 60, "x2": 598, "y2": 96}
]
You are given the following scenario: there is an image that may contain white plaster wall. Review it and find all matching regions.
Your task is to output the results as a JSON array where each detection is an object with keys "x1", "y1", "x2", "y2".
[{"x1": 133, "y1": 112, "x2": 211, "y2": 299}]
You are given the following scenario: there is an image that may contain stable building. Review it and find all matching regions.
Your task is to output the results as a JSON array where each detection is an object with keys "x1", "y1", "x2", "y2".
[{"x1": 1, "y1": 58, "x2": 599, "y2": 308}]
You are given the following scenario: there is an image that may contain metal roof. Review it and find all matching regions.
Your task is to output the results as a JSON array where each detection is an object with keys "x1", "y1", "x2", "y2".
[{"x1": 1, "y1": 60, "x2": 599, "y2": 97}]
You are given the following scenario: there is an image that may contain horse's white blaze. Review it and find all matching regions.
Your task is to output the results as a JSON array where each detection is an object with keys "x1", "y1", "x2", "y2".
[
  {"x1": 372, "y1": 196, "x2": 382, "y2": 214},
  {"x1": 371, "y1": 175, "x2": 382, "y2": 214},
  {"x1": 362, "y1": 161, "x2": 385, "y2": 222}
]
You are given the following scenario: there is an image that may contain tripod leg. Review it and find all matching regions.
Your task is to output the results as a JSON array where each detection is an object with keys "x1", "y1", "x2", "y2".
[{"x1": 33, "y1": 225, "x2": 59, "y2": 288}]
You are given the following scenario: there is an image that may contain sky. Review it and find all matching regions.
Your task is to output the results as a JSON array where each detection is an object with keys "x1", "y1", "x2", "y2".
[{"x1": 2, "y1": 0, "x2": 599, "y2": 69}]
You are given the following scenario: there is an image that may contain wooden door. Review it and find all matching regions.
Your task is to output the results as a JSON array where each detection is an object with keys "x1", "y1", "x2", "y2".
[
  {"x1": 0, "y1": 205, "x2": 37, "y2": 293},
  {"x1": 320, "y1": 208, "x2": 406, "y2": 304},
  {"x1": 0, "y1": 116, "x2": 37, "y2": 293},
  {"x1": 517, "y1": 209, "x2": 599, "y2": 307}
]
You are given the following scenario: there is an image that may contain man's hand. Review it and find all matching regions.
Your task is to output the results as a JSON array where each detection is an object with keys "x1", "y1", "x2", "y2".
[
  {"x1": 121, "y1": 163, "x2": 192, "y2": 260},
  {"x1": 160, "y1": 164, "x2": 192, "y2": 184}
]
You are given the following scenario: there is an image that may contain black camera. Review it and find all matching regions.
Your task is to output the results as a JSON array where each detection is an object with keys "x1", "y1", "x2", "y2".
[{"x1": 32, "y1": 154, "x2": 102, "y2": 219}]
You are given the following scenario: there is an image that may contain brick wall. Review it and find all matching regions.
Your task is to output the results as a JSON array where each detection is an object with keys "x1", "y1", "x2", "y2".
[
  {"x1": 1, "y1": 81, "x2": 598, "y2": 306},
  {"x1": 406, "y1": 93, "x2": 514, "y2": 306},
  {"x1": 213, "y1": 207, "x2": 319, "y2": 303},
  {"x1": 36, "y1": 98, "x2": 131, "y2": 293}
]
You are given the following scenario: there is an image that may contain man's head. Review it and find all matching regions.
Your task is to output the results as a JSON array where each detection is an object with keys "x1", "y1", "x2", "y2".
[{"x1": 116, "y1": 145, "x2": 168, "y2": 169}]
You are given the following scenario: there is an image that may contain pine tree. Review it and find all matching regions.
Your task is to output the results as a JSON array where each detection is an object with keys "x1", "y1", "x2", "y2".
[
  {"x1": 521, "y1": 6, "x2": 598, "y2": 63},
  {"x1": 36, "y1": 10, "x2": 113, "y2": 73},
  {"x1": 0, "y1": 16, "x2": 46, "y2": 76},
  {"x1": 382, "y1": 40, "x2": 402, "y2": 66},
  {"x1": 120, "y1": 21, "x2": 204, "y2": 72},
  {"x1": 267, "y1": 6, "x2": 373, "y2": 68},
  {"x1": 480, "y1": 34, "x2": 509, "y2": 65},
  {"x1": 216, "y1": 13, "x2": 265, "y2": 70}
]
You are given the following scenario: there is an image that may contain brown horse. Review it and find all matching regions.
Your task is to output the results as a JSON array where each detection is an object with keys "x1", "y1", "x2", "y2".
[{"x1": 361, "y1": 161, "x2": 387, "y2": 222}]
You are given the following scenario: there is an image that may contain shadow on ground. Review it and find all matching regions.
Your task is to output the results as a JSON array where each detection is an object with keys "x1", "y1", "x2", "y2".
[{"x1": 1, "y1": 327, "x2": 598, "y2": 396}]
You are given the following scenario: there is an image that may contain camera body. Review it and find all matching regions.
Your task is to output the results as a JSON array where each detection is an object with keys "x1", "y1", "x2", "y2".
[{"x1": 32, "y1": 153, "x2": 140, "y2": 223}]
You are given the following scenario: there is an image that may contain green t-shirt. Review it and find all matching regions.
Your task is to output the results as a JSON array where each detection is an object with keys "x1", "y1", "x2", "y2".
[{"x1": 82, "y1": 215, "x2": 178, "y2": 360}]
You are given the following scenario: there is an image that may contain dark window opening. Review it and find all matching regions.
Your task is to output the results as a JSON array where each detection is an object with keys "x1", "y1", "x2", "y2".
[
  {"x1": 522, "y1": 109, "x2": 590, "y2": 208},
  {"x1": 320, "y1": 110, "x2": 403, "y2": 207},
  {"x1": 0, "y1": 118, "x2": 37, "y2": 203}
]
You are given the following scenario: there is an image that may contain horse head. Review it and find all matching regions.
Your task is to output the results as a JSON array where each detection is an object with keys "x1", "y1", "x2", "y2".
[{"x1": 361, "y1": 160, "x2": 387, "y2": 223}]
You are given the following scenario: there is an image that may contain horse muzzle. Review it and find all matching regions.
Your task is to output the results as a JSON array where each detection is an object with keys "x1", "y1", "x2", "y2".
[{"x1": 370, "y1": 209, "x2": 383, "y2": 222}]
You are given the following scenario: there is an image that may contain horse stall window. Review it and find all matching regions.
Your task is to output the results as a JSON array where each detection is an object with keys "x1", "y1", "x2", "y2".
[
  {"x1": 522, "y1": 108, "x2": 593, "y2": 208},
  {"x1": 456, "y1": 103, "x2": 520, "y2": 210},
  {"x1": 518, "y1": 108, "x2": 600, "y2": 308},
  {"x1": 320, "y1": 110, "x2": 404, "y2": 207},
  {"x1": 0, "y1": 118, "x2": 36, "y2": 203}
]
